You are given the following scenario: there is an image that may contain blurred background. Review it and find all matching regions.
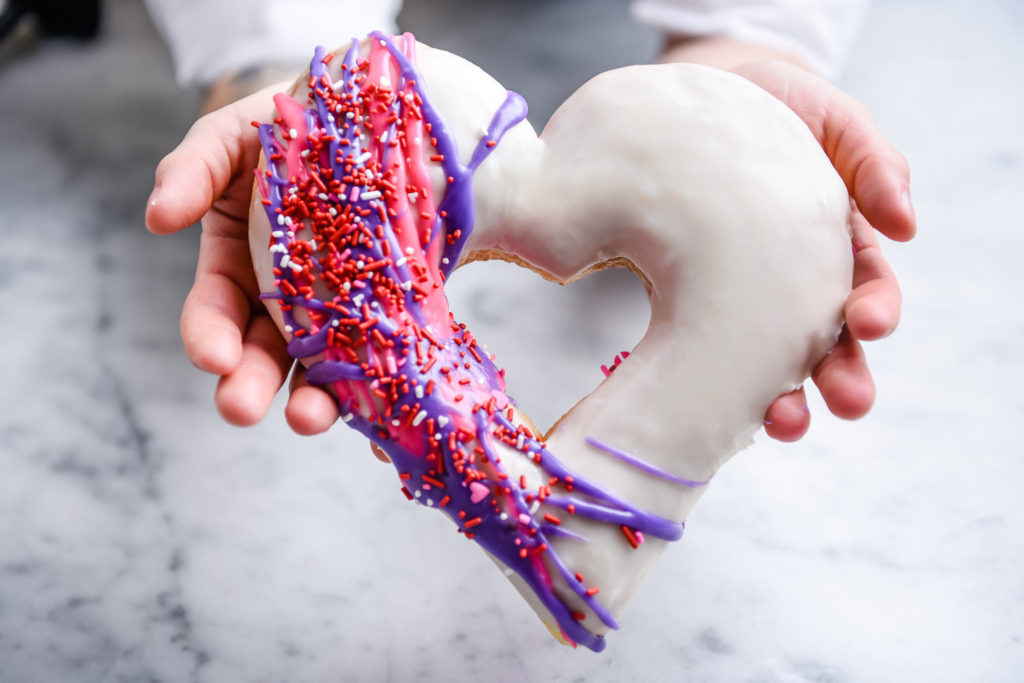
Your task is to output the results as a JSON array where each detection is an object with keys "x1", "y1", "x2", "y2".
[{"x1": 0, "y1": 0, "x2": 1021, "y2": 681}]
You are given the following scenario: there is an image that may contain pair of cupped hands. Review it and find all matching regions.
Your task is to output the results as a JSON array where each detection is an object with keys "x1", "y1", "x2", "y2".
[{"x1": 145, "y1": 47, "x2": 916, "y2": 444}]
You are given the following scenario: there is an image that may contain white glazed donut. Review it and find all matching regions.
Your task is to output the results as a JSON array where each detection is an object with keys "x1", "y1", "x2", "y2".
[{"x1": 249, "y1": 33, "x2": 852, "y2": 651}]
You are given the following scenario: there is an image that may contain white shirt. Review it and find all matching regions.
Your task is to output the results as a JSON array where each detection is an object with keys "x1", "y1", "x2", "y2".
[
  {"x1": 146, "y1": 0, "x2": 866, "y2": 87},
  {"x1": 144, "y1": 0, "x2": 402, "y2": 87},
  {"x1": 632, "y1": 0, "x2": 868, "y2": 80}
]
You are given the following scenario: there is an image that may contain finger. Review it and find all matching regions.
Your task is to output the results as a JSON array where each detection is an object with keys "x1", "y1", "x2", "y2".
[
  {"x1": 370, "y1": 444, "x2": 392, "y2": 464},
  {"x1": 145, "y1": 85, "x2": 283, "y2": 235},
  {"x1": 285, "y1": 370, "x2": 339, "y2": 435},
  {"x1": 811, "y1": 328, "x2": 875, "y2": 420},
  {"x1": 819, "y1": 92, "x2": 916, "y2": 243},
  {"x1": 180, "y1": 270, "x2": 249, "y2": 375},
  {"x1": 846, "y1": 208, "x2": 902, "y2": 342},
  {"x1": 214, "y1": 314, "x2": 293, "y2": 426},
  {"x1": 180, "y1": 224, "x2": 263, "y2": 374},
  {"x1": 763, "y1": 386, "x2": 811, "y2": 442},
  {"x1": 733, "y1": 63, "x2": 916, "y2": 243}
]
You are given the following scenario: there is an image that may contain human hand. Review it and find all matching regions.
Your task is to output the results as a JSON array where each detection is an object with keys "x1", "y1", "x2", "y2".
[
  {"x1": 732, "y1": 60, "x2": 917, "y2": 441},
  {"x1": 149, "y1": 53, "x2": 915, "y2": 445},
  {"x1": 146, "y1": 84, "x2": 340, "y2": 435}
]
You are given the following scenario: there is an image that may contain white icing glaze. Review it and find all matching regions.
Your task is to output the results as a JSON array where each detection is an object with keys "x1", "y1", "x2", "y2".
[{"x1": 250, "y1": 38, "x2": 852, "y2": 644}]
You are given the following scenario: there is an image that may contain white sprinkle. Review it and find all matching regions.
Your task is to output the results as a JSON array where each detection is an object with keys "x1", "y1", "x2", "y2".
[
  {"x1": 425, "y1": 499, "x2": 434, "y2": 507},
  {"x1": 437, "y1": 416, "x2": 450, "y2": 428},
  {"x1": 499, "y1": 513, "x2": 509, "y2": 521},
  {"x1": 289, "y1": 128, "x2": 298, "y2": 139},
  {"x1": 392, "y1": 419, "x2": 401, "y2": 427},
  {"x1": 405, "y1": 247, "x2": 414, "y2": 255},
  {"x1": 529, "y1": 500, "x2": 540, "y2": 515},
  {"x1": 400, "y1": 281, "x2": 412, "y2": 291},
  {"x1": 379, "y1": 130, "x2": 388, "y2": 144},
  {"x1": 380, "y1": 75, "x2": 391, "y2": 89},
  {"x1": 284, "y1": 324, "x2": 293, "y2": 333},
  {"x1": 318, "y1": 192, "x2": 328, "y2": 201},
  {"x1": 442, "y1": 257, "x2": 450, "y2": 264},
  {"x1": 412, "y1": 410, "x2": 428, "y2": 427},
  {"x1": 342, "y1": 413, "x2": 354, "y2": 423},
  {"x1": 395, "y1": 257, "x2": 407, "y2": 267},
  {"x1": 414, "y1": 490, "x2": 422, "y2": 498},
  {"x1": 354, "y1": 151, "x2": 371, "y2": 164},
  {"x1": 332, "y1": 319, "x2": 340, "y2": 327},
  {"x1": 346, "y1": 111, "x2": 355, "y2": 120},
  {"x1": 300, "y1": 149, "x2": 311, "y2": 158},
  {"x1": 270, "y1": 244, "x2": 287, "y2": 254},
  {"x1": 271, "y1": 230, "x2": 284, "y2": 238},
  {"x1": 342, "y1": 281, "x2": 351, "y2": 291},
  {"x1": 277, "y1": 214, "x2": 286, "y2": 226},
  {"x1": 289, "y1": 262, "x2": 304, "y2": 272},
  {"x1": 414, "y1": 385, "x2": 424, "y2": 399},
  {"x1": 279, "y1": 254, "x2": 291, "y2": 268},
  {"x1": 407, "y1": 191, "x2": 419, "y2": 202},
  {"x1": 516, "y1": 433, "x2": 525, "y2": 450},
  {"x1": 360, "y1": 190, "x2": 382, "y2": 201}
]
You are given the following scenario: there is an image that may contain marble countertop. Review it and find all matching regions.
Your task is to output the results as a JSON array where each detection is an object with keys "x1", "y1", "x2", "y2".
[{"x1": 1, "y1": 0, "x2": 1021, "y2": 680}]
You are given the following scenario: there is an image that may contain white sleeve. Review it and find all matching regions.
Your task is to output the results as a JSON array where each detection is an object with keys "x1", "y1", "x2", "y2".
[
  {"x1": 144, "y1": 0, "x2": 403, "y2": 87},
  {"x1": 630, "y1": 0, "x2": 870, "y2": 80}
]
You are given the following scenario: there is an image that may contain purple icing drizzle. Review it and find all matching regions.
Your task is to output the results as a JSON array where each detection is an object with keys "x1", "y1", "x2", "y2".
[{"x1": 252, "y1": 33, "x2": 702, "y2": 652}]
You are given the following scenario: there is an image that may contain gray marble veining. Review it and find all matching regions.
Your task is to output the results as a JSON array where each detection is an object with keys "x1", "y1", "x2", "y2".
[{"x1": 1, "y1": 0, "x2": 1021, "y2": 680}]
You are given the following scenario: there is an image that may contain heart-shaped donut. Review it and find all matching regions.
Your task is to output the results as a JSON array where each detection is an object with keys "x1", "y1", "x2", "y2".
[{"x1": 249, "y1": 33, "x2": 852, "y2": 651}]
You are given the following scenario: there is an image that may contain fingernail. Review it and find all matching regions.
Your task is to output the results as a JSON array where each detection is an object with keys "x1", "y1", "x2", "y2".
[
  {"x1": 901, "y1": 188, "x2": 915, "y2": 220},
  {"x1": 145, "y1": 186, "x2": 162, "y2": 232}
]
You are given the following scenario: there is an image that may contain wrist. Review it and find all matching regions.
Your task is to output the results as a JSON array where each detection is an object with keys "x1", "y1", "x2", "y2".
[
  {"x1": 200, "y1": 64, "x2": 297, "y2": 115},
  {"x1": 658, "y1": 35, "x2": 813, "y2": 74}
]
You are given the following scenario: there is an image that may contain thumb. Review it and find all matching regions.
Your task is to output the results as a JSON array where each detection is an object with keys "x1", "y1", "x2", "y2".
[{"x1": 145, "y1": 86, "x2": 281, "y2": 235}]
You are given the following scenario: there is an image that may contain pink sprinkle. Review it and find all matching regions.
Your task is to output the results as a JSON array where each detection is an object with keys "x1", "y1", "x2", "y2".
[
  {"x1": 518, "y1": 513, "x2": 532, "y2": 525},
  {"x1": 469, "y1": 482, "x2": 490, "y2": 503},
  {"x1": 634, "y1": 531, "x2": 645, "y2": 545}
]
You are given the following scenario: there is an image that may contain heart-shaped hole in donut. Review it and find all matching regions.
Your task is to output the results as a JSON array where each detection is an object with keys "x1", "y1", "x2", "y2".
[{"x1": 445, "y1": 260, "x2": 650, "y2": 434}]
